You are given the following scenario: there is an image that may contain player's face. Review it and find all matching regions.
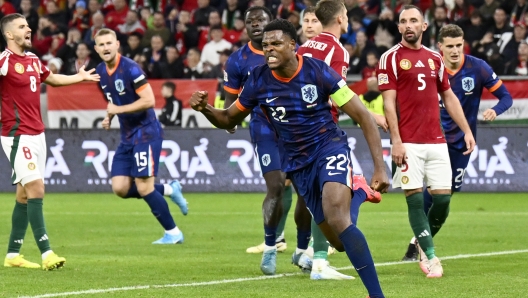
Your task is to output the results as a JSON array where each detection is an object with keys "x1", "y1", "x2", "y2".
[
  {"x1": 94, "y1": 34, "x2": 120, "y2": 63},
  {"x1": 245, "y1": 10, "x2": 270, "y2": 44},
  {"x1": 262, "y1": 30, "x2": 296, "y2": 70},
  {"x1": 7, "y1": 18, "x2": 32, "y2": 49},
  {"x1": 438, "y1": 36, "x2": 464, "y2": 65},
  {"x1": 398, "y1": 8, "x2": 427, "y2": 45},
  {"x1": 302, "y1": 12, "x2": 322, "y2": 39}
]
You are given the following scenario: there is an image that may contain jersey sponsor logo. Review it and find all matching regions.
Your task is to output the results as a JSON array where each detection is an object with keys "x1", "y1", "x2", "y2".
[
  {"x1": 14, "y1": 63, "x2": 24, "y2": 74},
  {"x1": 261, "y1": 154, "x2": 271, "y2": 167},
  {"x1": 342, "y1": 66, "x2": 348, "y2": 78},
  {"x1": 115, "y1": 79, "x2": 125, "y2": 93},
  {"x1": 462, "y1": 77, "x2": 474, "y2": 93},
  {"x1": 301, "y1": 84, "x2": 318, "y2": 104},
  {"x1": 378, "y1": 73, "x2": 389, "y2": 85},
  {"x1": 223, "y1": 70, "x2": 228, "y2": 82},
  {"x1": 401, "y1": 175, "x2": 409, "y2": 184},
  {"x1": 399, "y1": 59, "x2": 411, "y2": 70},
  {"x1": 415, "y1": 60, "x2": 425, "y2": 67},
  {"x1": 26, "y1": 64, "x2": 34, "y2": 72},
  {"x1": 28, "y1": 162, "x2": 36, "y2": 170},
  {"x1": 428, "y1": 58, "x2": 435, "y2": 70},
  {"x1": 266, "y1": 97, "x2": 279, "y2": 103}
]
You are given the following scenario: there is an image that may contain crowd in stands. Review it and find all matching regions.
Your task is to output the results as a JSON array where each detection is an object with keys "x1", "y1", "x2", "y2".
[{"x1": 2, "y1": 0, "x2": 528, "y2": 79}]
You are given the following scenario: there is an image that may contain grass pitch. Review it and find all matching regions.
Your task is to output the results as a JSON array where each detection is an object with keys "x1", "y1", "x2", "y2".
[{"x1": 1, "y1": 192, "x2": 527, "y2": 297}]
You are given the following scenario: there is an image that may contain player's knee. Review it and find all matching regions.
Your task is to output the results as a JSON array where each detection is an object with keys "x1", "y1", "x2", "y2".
[
  {"x1": 22, "y1": 178, "x2": 44, "y2": 198},
  {"x1": 405, "y1": 193, "x2": 424, "y2": 210},
  {"x1": 136, "y1": 183, "x2": 154, "y2": 197},
  {"x1": 432, "y1": 194, "x2": 451, "y2": 207},
  {"x1": 266, "y1": 180, "x2": 285, "y2": 198},
  {"x1": 112, "y1": 185, "x2": 129, "y2": 198}
]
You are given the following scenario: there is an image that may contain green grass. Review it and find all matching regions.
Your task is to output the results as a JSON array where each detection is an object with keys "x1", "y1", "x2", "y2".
[{"x1": 1, "y1": 192, "x2": 528, "y2": 297}]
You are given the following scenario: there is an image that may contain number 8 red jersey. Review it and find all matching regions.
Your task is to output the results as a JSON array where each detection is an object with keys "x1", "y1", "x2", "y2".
[
  {"x1": 0, "y1": 49, "x2": 50, "y2": 136},
  {"x1": 377, "y1": 43, "x2": 450, "y2": 144}
]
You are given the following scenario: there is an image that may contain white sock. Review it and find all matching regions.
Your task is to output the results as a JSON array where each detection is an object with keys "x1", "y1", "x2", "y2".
[
  {"x1": 410, "y1": 236, "x2": 416, "y2": 244},
  {"x1": 263, "y1": 245, "x2": 276, "y2": 252},
  {"x1": 6, "y1": 253, "x2": 19, "y2": 259},
  {"x1": 295, "y1": 248, "x2": 306, "y2": 255},
  {"x1": 166, "y1": 226, "x2": 181, "y2": 235},
  {"x1": 42, "y1": 250, "x2": 53, "y2": 260},
  {"x1": 275, "y1": 231, "x2": 285, "y2": 243},
  {"x1": 164, "y1": 184, "x2": 173, "y2": 196}
]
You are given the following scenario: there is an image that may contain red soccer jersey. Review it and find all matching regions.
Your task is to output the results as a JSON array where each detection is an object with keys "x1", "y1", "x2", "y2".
[
  {"x1": 297, "y1": 32, "x2": 349, "y2": 122},
  {"x1": 0, "y1": 49, "x2": 50, "y2": 136},
  {"x1": 377, "y1": 43, "x2": 451, "y2": 144}
]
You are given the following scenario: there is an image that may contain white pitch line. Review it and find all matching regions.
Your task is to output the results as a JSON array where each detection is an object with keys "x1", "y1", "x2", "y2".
[{"x1": 18, "y1": 249, "x2": 528, "y2": 298}]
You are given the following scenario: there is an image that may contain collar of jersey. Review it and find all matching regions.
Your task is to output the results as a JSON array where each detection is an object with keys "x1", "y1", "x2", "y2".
[
  {"x1": 271, "y1": 55, "x2": 303, "y2": 83},
  {"x1": 445, "y1": 54, "x2": 465, "y2": 76},
  {"x1": 106, "y1": 53, "x2": 121, "y2": 76},
  {"x1": 248, "y1": 41, "x2": 264, "y2": 55}
]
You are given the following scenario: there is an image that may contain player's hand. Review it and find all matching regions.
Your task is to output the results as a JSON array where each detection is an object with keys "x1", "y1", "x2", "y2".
[
  {"x1": 190, "y1": 91, "x2": 209, "y2": 111},
  {"x1": 482, "y1": 109, "x2": 497, "y2": 121},
  {"x1": 371, "y1": 169, "x2": 390, "y2": 193},
  {"x1": 463, "y1": 133, "x2": 476, "y2": 155},
  {"x1": 102, "y1": 116, "x2": 111, "y2": 130},
  {"x1": 107, "y1": 102, "x2": 121, "y2": 115},
  {"x1": 372, "y1": 113, "x2": 388, "y2": 132},
  {"x1": 391, "y1": 142, "x2": 407, "y2": 167},
  {"x1": 226, "y1": 125, "x2": 237, "y2": 134},
  {"x1": 78, "y1": 65, "x2": 100, "y2": 81}
]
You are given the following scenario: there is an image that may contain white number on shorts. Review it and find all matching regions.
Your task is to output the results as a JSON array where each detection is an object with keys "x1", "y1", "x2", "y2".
[
  {"x1": 454, "y1": 168, "x2": 466, "y2": 183},
  {"x1": 106, "y1": 92, "x2": 113, "y2": 103},
  {"x1": 30, "y1": 76, "x2": 37, "y2": 92},
  {"x1": 270, "y1": 107, "x2": 288, "y2": 122},
  {"x1": 325, "y1": 154, "x2": 347, "y2": 171},
  {"x1": 417, "y1": 74, "x2": 426, "y2": 91},
  {"x1": 134, "y1": 152, "x2": 148, "y2": 167}
]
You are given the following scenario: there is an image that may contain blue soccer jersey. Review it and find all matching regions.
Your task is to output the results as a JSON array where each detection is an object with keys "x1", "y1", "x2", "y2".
[
  {"x1": 236, "y1": 55, "x2": 349, "y2": 172},
  {"x1": 96, "y1": 54, "x2": 163, "y2": 144},
  {"x1": 441, "y1": 55, "x2": 509, "y2": 150}
]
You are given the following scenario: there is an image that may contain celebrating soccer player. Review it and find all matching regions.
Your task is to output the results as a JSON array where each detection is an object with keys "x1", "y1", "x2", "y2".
[
  {"x1": 400, "y1": 24, "x2": 513, "y2": 261},
  {"x1": 93, "y1": 29, "x2": 188, "y2": 244},
  {"x1": 1, "y1": 13, "x2": 99, "y2": 270},
  {"x1": 378, "y1": 6, "x2": 476, "y2": 278},
  {"x1": 191, "y1": 19, "x2": 389, "y2": 298}
]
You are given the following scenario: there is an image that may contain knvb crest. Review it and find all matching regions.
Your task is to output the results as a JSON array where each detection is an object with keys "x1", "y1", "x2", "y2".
[
  {"x1": 301, "y1": 84, "x2": 318, "y2": 104},
  {"x1": 115, "y1": 79, "x2": 125, "y2": 92},
  {"x1": 462, "y1": 77, "x2": 474, "y2": 92}
]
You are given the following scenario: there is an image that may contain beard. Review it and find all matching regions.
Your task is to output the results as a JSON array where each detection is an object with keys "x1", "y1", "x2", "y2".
[
  {"x1": 15, "y1": 35, "x2": 31, "y2": 49},
  {"x1": 403, "y1": 31, "x2": 421, "y2": 44}
]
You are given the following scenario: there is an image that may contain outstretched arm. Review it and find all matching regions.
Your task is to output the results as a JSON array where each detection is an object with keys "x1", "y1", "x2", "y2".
[
  {"x1": 44, "y1": 65, "x2": 100, "y2": 86},
  {"x1": 190, "y1": 91, "x2": 250, "y2": 129}
]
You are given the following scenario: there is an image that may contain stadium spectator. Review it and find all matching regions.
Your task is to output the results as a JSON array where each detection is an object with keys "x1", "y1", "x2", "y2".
[
  {"x1": 359, "y1": 76, "x2": 384, "y2": 121},
  {"x1": 88, "y1": 0, "x2": 101, "y2": 20},
  {"x1": 158, "y1": 82, "x2": 183, "y2": 127},
  {"x1": 345, "y1": 42, "x2": 361, "y2": 74},
  {"x1": 165, "y1": 7, "x2": 179, "y2": 34},
  {"x1": 451, "y1": 0, "x2": 474, "y2": 22},
  {"x1": 18, "y1": 0, "x2": 39, "y2": 33},
  {"x1": 287, "y1": 10, "x2": 301, "y2": 31},
  {"x1": 249, "y1": 0, "x2": 266, "y2": 8},
  {"x1": 275, "y1": 0, "x2": 304, "y2": 20},
  {"x1": 341, "y1": 15, "x2": 365, "y2": 46},
  {"x1": 458, "y1": 10, "x2": 488, "y2": 47},
  {"x1": 365, "y1": 8, "x2": 399, "y2": 53},
  {"x1": 182, "y1": 47, "x2": 204, "y2": 79},
  {"x1": 361, "y1": 51, "x2": 378, "y2": 79},
  {"x1": 500, "y1": 21, "x2": 527, "y2": 61},
  {"x1": 224, "y1": 18, "x2": 244, "y2": 44},
  {"x1": 345, "y1": 0, "x2": 366, "y2": 21},
  {"x1": 68, "y1": 0, "x2": 90, "y2": 35},
  {"x1": 32, "y1": 16, "x2": 57, "y2": 56},
  {"x1": 222, "y1": 0, "x2": 242, "y2": 29},
  {"x1": 198, "y1": 10, "x2": 223, "y2": 51},
  {"x1": 56, "y1": 27, "x2": 82, "y2": 65},
  {"x1": 117, "y1": 10, "x2": 145, "y2": 35},
  {"x1": 121, "y1": 31, "x2": 144, "y2": 62},
  {"x1": 174, "y1": 10, "x2": 199, "y2": 55},
  {"x1": 139, "y1": 6, "x2": 153, "y2": 29},
  {"x1": 231, "y1": 27, "x2": 248, "y2": 51},
  {"x1": 63, "y1": 42, "x2": 98, "y2": 75},
  {"x1": 203, "y1": 47, "x2": 229, "y2": 79},
  {"x1": 472, "y1": 31, "x2": 504, "y2": 73},
  {"x1": 193, "y1": 0, "x2": 217, "y2": 27},
  {"x1": 45, "y1": 0, "x2": 68, "y2": 33},
  {"x1": 351, "y1": 30, "x2": 376, "y2": 72},
  {"x1": 509, "y1": 0, "x2": 528, "y2": 27},
  {"x1": 47, "y1": 57, "x2": 63, "y2": 74},
  {"x1": 425, "y1": 0, "x2": 451, "y2": 24},
  {"x1": 151, "y1": 45, "x2": 184, "y2": 79},
  {"x1": 200, "y1": 25, "x2": 232, "y2": 67},
  {"x1": 479, "y1": 0, "x2": 500, "y2": 22},
  {"x1": 504, "y1": 40, "x2": 528, "y2": 75},
  {"x1": 425, "y1": 5, "x2": 449, "y2": 49},
  {"x1": 141, "y1": 12, "x2": 172, "y2": 47},
  {"x1": 491, "y1": 7, "x2": 512, "y2": 44},
  {"x1": 0, "y1": 0, "x2": 16, "y2": 16},
  {"x1": 84, "y1": 11, "x2": 105, "y2": 47},
  {"x1": 143, "y1": 34, "x2": 166, "y2": 76},
  {"x1": 105, "y1": 0, "x2": 128, "y2": 30}
]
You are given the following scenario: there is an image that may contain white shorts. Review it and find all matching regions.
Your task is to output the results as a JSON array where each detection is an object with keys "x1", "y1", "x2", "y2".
[
  {"x1": 1, "y1": 133, "x2": 46, "y2": 185},
  {"x1": 392, "y1": 143, "x2": 452, "y2": 190}
]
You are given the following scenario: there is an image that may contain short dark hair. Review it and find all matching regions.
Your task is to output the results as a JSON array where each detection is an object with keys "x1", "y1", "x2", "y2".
[
  {"x1": 263, "y1": 19, "x2": 297, "y2": 41},
  {"x1": 0, "y1": 13, "x2": 25, "y2": 39},
  {"x1": 210, "y1": 24, "x2": 223, "y2": 32},
  {"x1": 244, "y1": 6, "x2": 273, "y2": 21},
  {"x1": 438, "y1": 24, "x2": 464, "y2": 42},
  {"x1": 303, "y1": 6, "x2": 316, "y2": 15},
  {"x1": 315, "y1": 0, "x2": 345, "y2": 27},
  {"x1": 129, "y1": 31, "x2": 143, "y2": 40},
  {"x1": 162, "y1": 81, "x2": 176, "y2": 93},
  {"x1": 400, "y1": 4, "x2": 424, "y2": 18}
]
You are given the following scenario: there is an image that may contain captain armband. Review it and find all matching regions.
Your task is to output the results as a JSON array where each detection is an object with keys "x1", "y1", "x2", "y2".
[{"x1": 330, "y1": 85, "x2": 356, "y2": 107}]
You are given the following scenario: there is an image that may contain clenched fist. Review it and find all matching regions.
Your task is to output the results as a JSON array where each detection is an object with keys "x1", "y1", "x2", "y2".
[{"x1": 190, "y1": 91, "x2": 209, "y2": 111}]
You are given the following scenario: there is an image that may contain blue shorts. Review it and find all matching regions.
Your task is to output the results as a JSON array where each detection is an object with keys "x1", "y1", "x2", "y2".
[
  {"x1": 111, "y1": 139, "x2": 162, "y2": 178},
  {"x1": 449, "y1": 146, "x2": 471, "y2": 192},
  {"x1": 289, "y1": 145, "x2": 353, "y2": 224},
  {"x1": 253, "y1": 140, "x2": 282, "y2": 175}
]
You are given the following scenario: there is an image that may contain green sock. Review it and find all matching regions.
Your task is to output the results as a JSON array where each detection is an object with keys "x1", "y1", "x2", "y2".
[
  {"x1": 7, "y1": 201, "x2": 29, "y2": 254},
  {"x1": 311, "y1": 219, "x2": 329, "y2": 260},
  {"x1": 276, "y1": 185, "x2": 292, "y2": 240},
  {"x1": 27, "y1": 199, "x2": 51, "y2": 254},
  {"x1": 406, "y1": 193, "x2": 435, "y2": 259},
  {"x1": 428, "y1": 194, "x2": 451, "y2": 237}
]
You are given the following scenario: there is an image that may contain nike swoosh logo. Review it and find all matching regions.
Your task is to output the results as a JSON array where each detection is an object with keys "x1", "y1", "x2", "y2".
[
  {"x1": 102, "y1": 85, "x2": 107, "y2": 89},
  {"x1": 266, "y1": 97, "x2": 279, "y2": 103},
  {"x1": 455, "y1": 185, "x2": 461, "y2": 188},
  {"x1": 328, "y1": 172, "x2": 341, "y2": 176},
  {"x1": 138, "y1": 167, "x2": 146, "y2": 172}
]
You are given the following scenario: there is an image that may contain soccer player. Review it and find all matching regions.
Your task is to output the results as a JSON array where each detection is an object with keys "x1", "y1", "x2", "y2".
[
  {"x1": 191, "y1": 19, "x2": 389, "y2": 298},
  {"x1": 377, "y1": 6, "x2": 476, "y2": 278},
  {"x1": 93, "y1": 28, "x2": 188, "y2": 244},
  {"x1": 296, "y1": 0, "x2": 383, "y2": 280},
  {"x1": 400, "y1": 24, "x2": 513, "y2": 261},
  {"x1": 1, "y1": 13, "x2": 99, "y2": 270}
]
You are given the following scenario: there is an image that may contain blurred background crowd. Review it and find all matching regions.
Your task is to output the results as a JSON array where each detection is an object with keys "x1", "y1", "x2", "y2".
[{"x1": 1, "y1": 0, "x2": 527, "y2": 79}]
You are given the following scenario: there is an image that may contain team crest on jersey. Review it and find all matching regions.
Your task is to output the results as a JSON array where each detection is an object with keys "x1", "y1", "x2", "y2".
[
  {"x1": 462, "y1": 77, "x2": 474, "y2": 93},
  {"x1": 399, "y1": 59, "x2": 411, "y2": 70},
  {"x1": 301, "y1": 84, "x2": 318, "y2": 104},
  {"x1": 378, "y1": 73, "x2": 389, "y2": 85},
  {"x1": 261, "y1": 154, "x2": 271, "y2": 167},
  {"x1": 115, "y1": 79, "x2": 125, "y2": 92},
  {"x1": 401, "y1": 176, "x2": 409, "y2": 184},
  {"x1": 428, "y1": 58, "x2": 435, "y2": 70},
  {"x1": 14, "y1": 63, "x2": 24, "y2": 74},
  {"x1": 28, "y1": 162, "x2": 36, "y2": 170}
]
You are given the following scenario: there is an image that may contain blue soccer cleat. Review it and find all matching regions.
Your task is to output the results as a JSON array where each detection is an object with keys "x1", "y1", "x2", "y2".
[
  {"x1": 170, "y1": 180, "x2": 188, "y2": 215},
  {"x1": 260, "y1": 248, "x2": 277, "y2": 275},
  {"x1": 152, "y1": 232, "x2": 184, "y2": 244}
]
